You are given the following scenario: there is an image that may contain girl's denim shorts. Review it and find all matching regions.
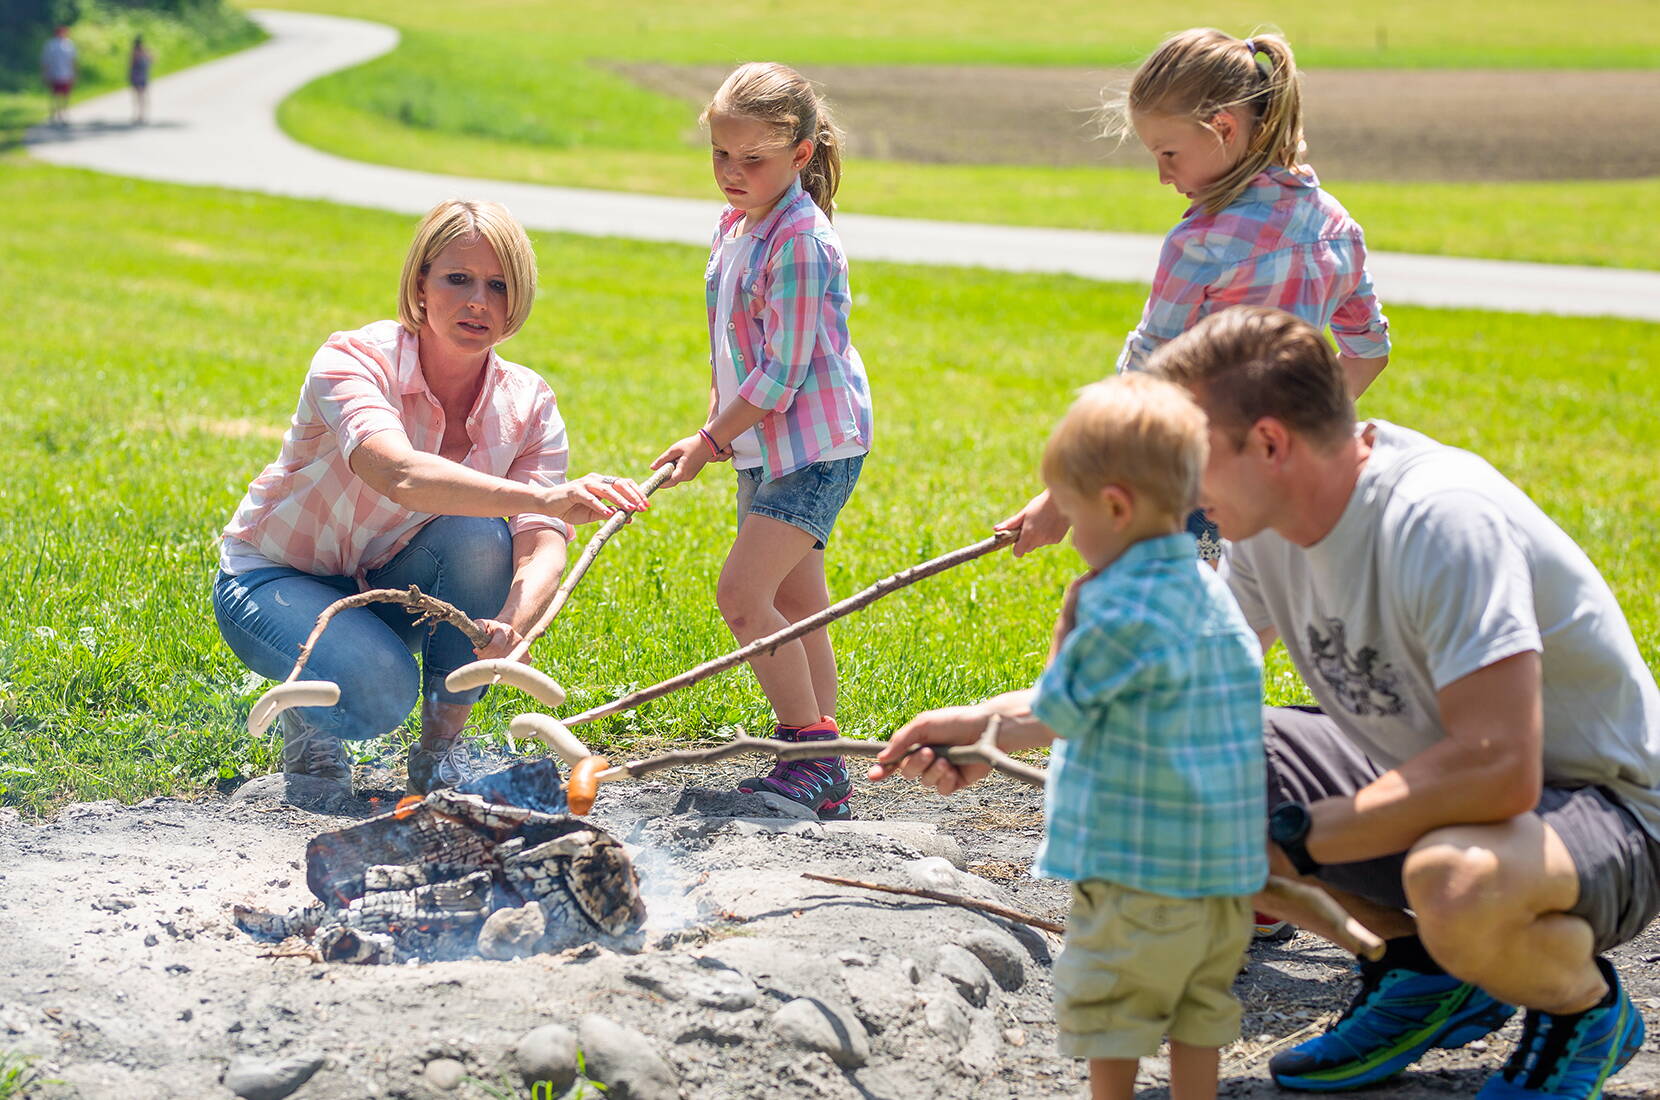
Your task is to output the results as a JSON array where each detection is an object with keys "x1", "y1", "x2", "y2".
[{"x1": 736, "y1": 454, "x2": 864, "y2": 550}]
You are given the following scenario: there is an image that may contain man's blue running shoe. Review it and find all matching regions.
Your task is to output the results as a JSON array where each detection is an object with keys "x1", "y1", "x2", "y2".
[
  {"x1": 1271, "y1": 960, "x2": 1517, "y2": 1091},
  {"x1": 1475, "y1": 958, "x2": 1645, "y2": 1098}
]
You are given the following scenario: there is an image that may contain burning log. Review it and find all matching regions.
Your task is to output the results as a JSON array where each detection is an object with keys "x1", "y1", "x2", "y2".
[{"x1": 234, "y1": 760, "x2": 645, "y2": 964}]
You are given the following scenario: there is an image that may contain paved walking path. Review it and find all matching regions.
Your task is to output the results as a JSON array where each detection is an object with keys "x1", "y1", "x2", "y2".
[{"x1": 26, "y1": 9, "x2": 1660, "y2": 321}]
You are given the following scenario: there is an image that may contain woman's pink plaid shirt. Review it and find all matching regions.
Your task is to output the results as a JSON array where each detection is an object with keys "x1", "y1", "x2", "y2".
[
  {"x1": 1117, "y1": 166, "x2": 1390, "y2": 373},
  {"x1": 222, "y1": 320, "x2": 571, "y2": 579}
]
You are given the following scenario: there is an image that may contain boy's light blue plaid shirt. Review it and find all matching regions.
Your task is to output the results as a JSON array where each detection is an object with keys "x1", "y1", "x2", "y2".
[{"x1": 1031, "y1": 533, "x2": 1268, "y2": 898}]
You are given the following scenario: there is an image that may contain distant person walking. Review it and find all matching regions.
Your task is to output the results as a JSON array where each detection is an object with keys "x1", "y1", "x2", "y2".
[
  {"x1": 129, "y1": 35, "x2": 154, "y2": 125},
  {"x1": 40, "y1": 25, "x2": 76, "y2": 126}
]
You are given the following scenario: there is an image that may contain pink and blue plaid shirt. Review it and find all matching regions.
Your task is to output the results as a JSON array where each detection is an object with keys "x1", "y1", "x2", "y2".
[
  {"x1": 1117, "y1": 166, "x2": 1390, "y2": 373},
  {"x1": 221, "y1": 320, "x2": 571, "y2": 579},
  {"x1": 706, "y1": 180, "x2": 874, "y2": 482}
]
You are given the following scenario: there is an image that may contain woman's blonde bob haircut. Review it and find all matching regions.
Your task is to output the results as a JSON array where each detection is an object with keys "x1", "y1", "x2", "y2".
[{"x1": 397, "y1": 199, "x2": 538, "y2": 340}]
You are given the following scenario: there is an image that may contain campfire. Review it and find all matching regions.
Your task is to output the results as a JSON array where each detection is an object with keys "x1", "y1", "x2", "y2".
[{"x1": 234, "y1": 759, "x2": 646, "y2": 964}]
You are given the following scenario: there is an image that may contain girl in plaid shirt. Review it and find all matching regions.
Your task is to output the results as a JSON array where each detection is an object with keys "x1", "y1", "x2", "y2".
[
  {"x1": 1003, "y1": 28, "x2": 1390, "y2": 563},
  {"x1": 653, "y1": 63, "x2": 874, "y2": 821}
]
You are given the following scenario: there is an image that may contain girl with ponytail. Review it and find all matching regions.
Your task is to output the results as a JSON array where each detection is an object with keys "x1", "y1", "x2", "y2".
[
  {"x1": 653, "y1": 62, "x2": 874, "y2": 821},
  {"x1": 1000, "y1": 29, "x2": 1391, "y2": 564}
]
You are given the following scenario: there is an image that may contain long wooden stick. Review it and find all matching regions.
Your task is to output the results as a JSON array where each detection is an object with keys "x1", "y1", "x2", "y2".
[
  {"x1": 801, "y1": 872, "x2": 1065, "y2": 934},
  {"x1": 284, "y1": 585, "x2": 489, "y2": 684},
  {"x1": 565, "y1": 530, "x2": 1017, "y2": 727},
  {"x1": 507, "y1": 466, "x2": 675, "y2": 661}
]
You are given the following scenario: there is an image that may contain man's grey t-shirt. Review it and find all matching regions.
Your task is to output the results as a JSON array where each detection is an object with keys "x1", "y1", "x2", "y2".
[{"x1": 1225, "y1": 420, "x2": 1660, "y2": 839}]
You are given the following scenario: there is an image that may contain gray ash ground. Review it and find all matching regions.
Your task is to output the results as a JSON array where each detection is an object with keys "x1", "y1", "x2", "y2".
[{"x1": 1, "y1": 761, "x2": 1656, "y2": 1099}]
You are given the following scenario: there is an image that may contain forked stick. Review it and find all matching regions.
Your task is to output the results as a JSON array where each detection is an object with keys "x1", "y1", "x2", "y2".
[
  {"x1": 246, "y1": 585, "x2": 490, "y2": 736},
  {"x1": 562, "y1": 530, "x2": 1017, "y2": 728}
]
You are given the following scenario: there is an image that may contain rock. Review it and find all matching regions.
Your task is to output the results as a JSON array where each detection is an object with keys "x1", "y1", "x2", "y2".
[
  {"x1": 835, "y1": 951, "x2": 873, "y2": 968},
  {"x1": 477, "y1": 902, "x2": 545, "y2": 960},
  {"x1": 958, "y1": 928, "x2": 1026, "y2": 991},
  {"x1": 936, "y1": 944, "x2": 994, "y2": 1007},
  {"x1": 223, "y1": 1053, "x2": 325, "y2": 1100},
  {"x1": 1002, "y1": 1027, "x2": 1027, "y2": 1047},
  {"x1": 751, "y1": 791, "x2": 818, "y2": 820},
  {"x1": 923, "y1": 994, "x2": 972, "y2": 1049},
  {"x1": 230, "y1": 773, "x2": 358, "y2": 815},
  {"x1": 900, "y1": 956, "x2": 922, "y2": 984},
  {"x1": 902, "y1": 856, "x2": 962, "y2": 892},
  {"x1": 423, "y1": 1058, "x2": 466, "y2": 1091},
  {"x1": 93, "y1": 895, "x2": 135, "y2": 912},
  {"x1": 671, "y1": 787, "x2": 814, "y2": 820},
  {"x1": 771, "y1": 998, "x2": 870, "y2": 1069},
  {"x1": 514, "y1": 1024, "x2": 577, "y2": 1093},
  {"x1": 686, "y1": 967, "x2": 758, "y2": 1011},
  {"x1": 820, "y1": 821, "x2": 966, "y2": 867},
  {"x1": 578, "y1": 1015, "x2": 679, "y2": 1100}
]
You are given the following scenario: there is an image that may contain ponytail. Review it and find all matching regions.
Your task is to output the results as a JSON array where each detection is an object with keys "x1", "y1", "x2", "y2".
[
  {"x1": 1111, "y1": 28, "x2": 1307, "y2": 215},
  {"x1": 703, "y1": 62, "x2": 844, "y2": 219}
]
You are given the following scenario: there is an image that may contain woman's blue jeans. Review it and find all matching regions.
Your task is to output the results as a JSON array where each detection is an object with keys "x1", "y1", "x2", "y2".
[{"x1": 213, "y1": 516, "x2": 514, "y2": 740}]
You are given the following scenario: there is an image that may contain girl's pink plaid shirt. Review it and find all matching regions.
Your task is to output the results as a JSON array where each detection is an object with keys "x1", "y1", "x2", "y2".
[
  {"x1": 706, "y1": 180, "x2": 874, "y2": 482},
  {"x1": 222, "y1": 320, "x2": 572, "y2": 579}
]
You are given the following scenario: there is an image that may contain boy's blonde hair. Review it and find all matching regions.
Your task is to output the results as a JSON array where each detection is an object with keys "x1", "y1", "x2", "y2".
[
  {"x1": 703, "y1": 62, "x2": 845, "y2": 219},
  {"x1": 1103, "y1": 27, "x2": 1304, "y2": 216},
  {"x1": 398, "y1": 199, "x2": 538, "y2": 340},
  {"x1": 1041, "y1": 374, "x2": 1208, "y2": 519}
]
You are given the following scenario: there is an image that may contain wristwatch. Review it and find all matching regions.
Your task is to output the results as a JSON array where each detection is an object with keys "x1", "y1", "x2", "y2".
[{"x1": 1269, "y1": 800, "x2": 1321, "y2": 876}]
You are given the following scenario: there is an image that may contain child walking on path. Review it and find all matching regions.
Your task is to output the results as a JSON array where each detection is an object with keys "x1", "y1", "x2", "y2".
[
  {"x1": 873, "y1": 375, "x2": 1266, "y2": 1099},
  {"x1": 653, "y1": 62, "x2": 874, "y2": 821},
  {"x1": 1003, "y1": 28, "x2": 1391, "y2": 563}
]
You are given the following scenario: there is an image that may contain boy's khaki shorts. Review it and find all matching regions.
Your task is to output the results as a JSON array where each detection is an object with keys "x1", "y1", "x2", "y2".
[{"x1": 1054, "y1": 880, "x2": 1252, "y2": 1059}]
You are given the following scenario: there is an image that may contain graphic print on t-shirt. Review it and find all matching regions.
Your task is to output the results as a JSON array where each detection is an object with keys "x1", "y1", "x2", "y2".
[{"x1": 1305, "y1": 617, "x2": 1405, "y2": 717}]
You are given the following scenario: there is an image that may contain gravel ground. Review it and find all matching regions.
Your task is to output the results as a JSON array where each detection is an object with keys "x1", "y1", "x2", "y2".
[{"x1": 1, "y1": 759, "x2": 1656, "y2": 1099}]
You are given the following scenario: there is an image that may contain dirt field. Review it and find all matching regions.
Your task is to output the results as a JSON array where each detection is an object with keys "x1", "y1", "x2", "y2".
[
  {"x1": 2, "y1": 756, "x2": 1657, "y2": 1099},
  {"x1": 618, "y1": 64, "x2": 1660, "y2": 182}
]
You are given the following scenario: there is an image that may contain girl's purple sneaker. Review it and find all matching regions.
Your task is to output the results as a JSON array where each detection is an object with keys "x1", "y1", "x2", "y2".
[{"x1": 737, "y1": 717, "x2": 852, "y2": 820}]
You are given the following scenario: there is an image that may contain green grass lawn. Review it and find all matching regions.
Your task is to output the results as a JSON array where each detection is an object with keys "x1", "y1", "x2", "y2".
[
  {"x1": 257, "y1": 0, "x2": 1659, "y2": 269},
  {"x1": 2, "y1": 157, "x2": 1656, "y2": 816}
]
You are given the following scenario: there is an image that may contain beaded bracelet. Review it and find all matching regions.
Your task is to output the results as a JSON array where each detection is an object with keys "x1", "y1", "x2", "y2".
[{"x1": 697, "y1": 427, "x2": 722, "y2": 458}]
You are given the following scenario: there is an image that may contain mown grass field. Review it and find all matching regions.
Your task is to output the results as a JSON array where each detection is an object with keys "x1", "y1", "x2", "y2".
[
  {"x1": 1, "y1": 157, "x2": 1656, "y2": 816},
  {"x1": 259, "y1": 0, "x2": 1660, "y2": 268}
]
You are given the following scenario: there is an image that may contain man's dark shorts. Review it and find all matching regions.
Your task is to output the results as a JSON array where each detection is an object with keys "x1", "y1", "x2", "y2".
[{"x1": 1265, "y1": 706, "x2": 1660, "y2": 954}]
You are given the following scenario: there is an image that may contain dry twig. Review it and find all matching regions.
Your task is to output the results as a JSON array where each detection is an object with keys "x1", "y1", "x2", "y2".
[
  {"x1": 283, "y1": 585, "x2": 489, "y2": 684},
  {"x1": 565, "y1": 530, "x2": 1016, "y2": 727},
  {"x1": 800, "y1": 872, "x2": 1064, "y2": 934}
]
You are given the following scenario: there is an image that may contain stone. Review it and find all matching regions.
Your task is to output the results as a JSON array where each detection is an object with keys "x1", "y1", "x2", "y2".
[
  {"x1": 223, "y1": 1053, "x2": 325, "y2": 1100},
  {"x1": 958, "y1": 928, "x2": 1026, "y2": 991},
  {"x1": 936, "y1": 944, "x2": 994, "y2": 1007},
  {"x1": 821, "y1": 821, "x2": 966, "y2": 867},
  {"x1": 1002, "y1": 1027, "x2": 1027, "y2": 1047},
  {"x1": 230, "y1": 773, "x2": 358, "y2": 815},
  {"x1": 923, "y1": 994, "x2": 972, "y2": 1049},
  {"x1": 686, "y1": 968, "x2": 758, "y2": 1011},
  {"x1": 771, "y1": 998, "x2": 870, "y2": 1069},
  {"x1": 578, "y1": 1014, "x2": 679, "y2": 1100},
  {"x1": 477, "y1": 902, "x2": 546, "y2": 960},
  {"x1": 514, "y1": 1024, "x2": 577, "y2": 1093},
  {"x1": 902, "y1": 856, "x2": 962, "y2": 893},
  {"x1": 751, "y1": 791, "x2": 818, "y2": 820},
  {"x1": 423, "y1": 1058, "x2": 466, "y2": 1091},
  {"x1": 623, "y1": 958, "x2": 686, "y2": 1001}
]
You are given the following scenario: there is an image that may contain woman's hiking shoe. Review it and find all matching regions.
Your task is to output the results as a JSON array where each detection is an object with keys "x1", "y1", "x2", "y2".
[
  {"x1": 406, "y1": 737, "x2": 481, "y2": 795},
  {"x1": 1474, "y1": 958, "x2": 1644, "y2": 1098},
  {"x1": 737, "y1": 718, "x2": 852, "y2": 820},
  {"x1": 1254, "y1": 911, "x2": 1297, "y2": 942},
  {"x1": 280, "y1": 711, "x2": 352, "y2": 791},
  {"x1": 1270, "y1": 959, "x2": 1517, "y2": 1091}
]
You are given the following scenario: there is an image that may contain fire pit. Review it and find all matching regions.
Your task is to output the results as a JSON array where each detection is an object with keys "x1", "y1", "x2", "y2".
[{"x1": 234, "y1": 759, "x2": 646, "y2": 964}]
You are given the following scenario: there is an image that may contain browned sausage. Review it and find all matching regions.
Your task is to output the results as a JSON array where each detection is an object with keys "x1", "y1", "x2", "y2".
[{"x1": 566, "y1": 756, "x2": 611, "y2": 816}]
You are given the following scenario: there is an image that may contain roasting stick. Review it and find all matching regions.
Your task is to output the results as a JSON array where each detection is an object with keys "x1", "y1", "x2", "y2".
[
  {"x1": 558, "y1": 529, "x2": 1018, "y2": 729},
  {"x1": 247, "y1": 586, "x2": 490, "y2": 736},
  {"x1": 517, "y1": 710, "x2": 1386, "y2": 962},
  {"x1": 446, "y1": 466, "x2": 675, "y2": 701}
]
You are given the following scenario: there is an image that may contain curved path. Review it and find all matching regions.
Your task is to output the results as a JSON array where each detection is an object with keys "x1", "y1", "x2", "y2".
[{"x1": 25, "y1": 9, "x2": 1660, "y2": 322}]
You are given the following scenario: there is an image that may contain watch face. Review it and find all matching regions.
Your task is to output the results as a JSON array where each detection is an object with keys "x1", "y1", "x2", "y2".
[{"x1": 1271, "y1": 802, "x2": 1308, "y2": 842}]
